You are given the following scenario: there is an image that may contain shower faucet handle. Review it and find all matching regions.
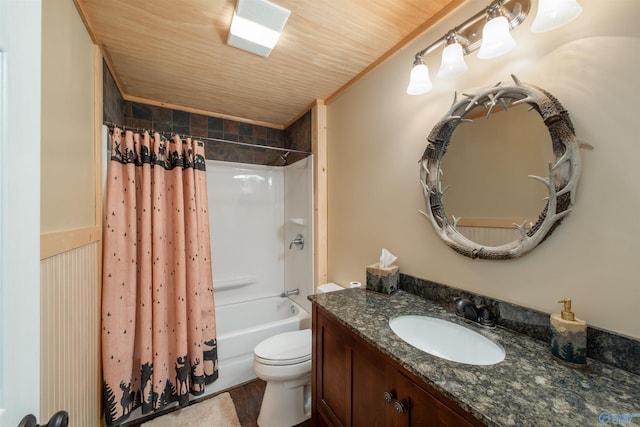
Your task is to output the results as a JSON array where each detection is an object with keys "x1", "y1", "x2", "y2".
[{"x1": 289, "y1": 234, "x2": 304, "y2": 250}]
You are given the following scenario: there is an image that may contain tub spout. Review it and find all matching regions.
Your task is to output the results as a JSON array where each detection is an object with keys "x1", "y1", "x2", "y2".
[{"x1": 281, "y1": 288, "x2": 300, "y2": 298}]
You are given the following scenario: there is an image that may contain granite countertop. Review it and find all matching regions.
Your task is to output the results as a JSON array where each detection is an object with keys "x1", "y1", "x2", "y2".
[{"x1": 309, "y1": 288, "x2": 640, "y2": 427}]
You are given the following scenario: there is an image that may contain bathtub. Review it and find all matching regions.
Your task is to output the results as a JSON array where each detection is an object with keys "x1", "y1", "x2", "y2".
[{"x1": 205, "y1": 296, "x2": 311, "y2": 395}]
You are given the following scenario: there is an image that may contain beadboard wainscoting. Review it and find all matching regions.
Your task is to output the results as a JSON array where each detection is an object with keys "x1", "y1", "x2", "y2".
[{"x1": 40, "y1": 242, "x2": 101, "y2": 425}]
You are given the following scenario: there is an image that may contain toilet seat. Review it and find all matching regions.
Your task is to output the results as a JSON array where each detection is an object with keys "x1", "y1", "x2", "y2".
[{"x1": 254, "y1": 329, "x2": 311, "y2": 366}]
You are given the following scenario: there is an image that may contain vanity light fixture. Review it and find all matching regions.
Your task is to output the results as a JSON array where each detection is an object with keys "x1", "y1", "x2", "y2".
[
  {"x1": 407, "y1": 58, "x2": 432, "y2": 95},
  {"x1": 407, "y1": 0, "x2": 582, "y2": 95},
  {"x1": 227, "y1": 0, "x2": 291, "y2": 57},
  {"x1": 477, "y1": 4, "x2": 517, "y2": 59},
  {"x1": 531, "y1": 0, "x2": 582, "y2": 33},
  {"x1": 436, "y1": 32, "x2": 468, "y2": 79}
]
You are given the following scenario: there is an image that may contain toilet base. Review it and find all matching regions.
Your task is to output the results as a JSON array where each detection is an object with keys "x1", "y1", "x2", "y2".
[{"x1": 257, "y1": 375, "x2": 311, "y2": 427}]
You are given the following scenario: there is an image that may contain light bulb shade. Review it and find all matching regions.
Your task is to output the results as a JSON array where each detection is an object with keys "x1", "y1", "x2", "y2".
[
  {"x1": 406, "y1": 63, "x2": 432, "y2": 95},
  {"x1": 437, "y1": 43, "x2": 468, "y2": 78},
  {"x1": 531, "y1": 0, "x2": 582, "y2": 33},
  {"x1": 477, "y1": 16, "x2": 516, "y2": 59}
]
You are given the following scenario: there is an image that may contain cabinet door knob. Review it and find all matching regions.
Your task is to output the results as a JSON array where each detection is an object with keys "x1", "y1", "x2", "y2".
[
  {"x1": 393, "y1": 401, "x2": 405, "y2": 415},
  {"x1": 383, "y1": 391, "x2": 395, "y2": 403}
]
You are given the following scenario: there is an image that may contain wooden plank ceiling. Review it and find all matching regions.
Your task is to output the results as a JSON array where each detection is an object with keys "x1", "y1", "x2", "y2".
[{"x1": 76, "y1": 0, "x2": 461, "y2": 128}]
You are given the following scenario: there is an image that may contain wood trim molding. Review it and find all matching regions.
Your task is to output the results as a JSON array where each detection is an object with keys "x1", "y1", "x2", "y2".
[
  {"x1": 285, "y1": 99, "x2": 326, "y2": 130},
  {"x1": 94, "y1": 46, "x2": 104, "y2": 229},
  {"x1": 72, "y1": 0, "x2": 97, "y2": 44},
  {"x1": 41, "y1": 226, "x2": 101, "y2": 260},
  {"x1": 124, "y1": 94, "x2": 284, "y2": 131},
  {"x1": 73, "y1": 0, "x2": 127, "y2": 99},
  {"x1": 455, "y1": 217, "x2": 535, "y2": 229},
  {"x1": 92, "y1": 43, "x2": 105, "y2": 426},
  {"x1": 312, "y1": 101, "x2": 328, "y2": 286}
]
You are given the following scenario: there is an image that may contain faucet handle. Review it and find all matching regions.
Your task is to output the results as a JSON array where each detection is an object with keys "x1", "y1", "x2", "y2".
[
  {"x1": 455, "y1": 298, "x2": 496, "y2": 327},
  {"x1": 454, "y1": 297, "x2": 467, "y2": 315},
  {"x1": 289, "y1": 234, "x2": 304, "y2": 250},
  {"x1": 477, "y1": 305, "x2": 495, "y2": 327},
  {"x1": 455, "y1": 298, "x2": 478, "y2": 321}
]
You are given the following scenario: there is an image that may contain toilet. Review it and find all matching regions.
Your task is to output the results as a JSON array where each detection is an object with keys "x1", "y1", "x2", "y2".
[
  {"x1": 252, "y1": 283, "x2": 345, "y2": 427},
  {"x1": 253, "y1": 329, "x2": 312, "y2": 427}
]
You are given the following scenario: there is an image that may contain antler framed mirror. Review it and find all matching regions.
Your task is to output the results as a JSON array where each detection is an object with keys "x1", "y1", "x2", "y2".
[{"x1": 419, "y1": 75, "x2": 587, "y2": 260}]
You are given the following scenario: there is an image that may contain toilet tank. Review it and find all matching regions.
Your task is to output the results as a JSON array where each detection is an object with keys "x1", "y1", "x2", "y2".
[{"x1": 316, "y1": 283, "x2": 345, "y2": 293}]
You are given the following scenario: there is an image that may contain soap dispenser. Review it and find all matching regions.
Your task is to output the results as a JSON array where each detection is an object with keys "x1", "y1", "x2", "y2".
[{"x1": 550, "y1": 298, "x2": 587, "y2": 367}]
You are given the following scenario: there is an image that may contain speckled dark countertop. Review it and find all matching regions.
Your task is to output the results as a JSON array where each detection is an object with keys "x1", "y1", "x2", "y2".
[{"x1": 309, "y1": 288, "x2": 640, "y2": 427}]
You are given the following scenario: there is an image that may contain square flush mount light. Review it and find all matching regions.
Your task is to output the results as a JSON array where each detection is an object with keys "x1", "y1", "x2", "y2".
[{"x1": 227, "y1": 0, "x2": 291, "y2": 57}]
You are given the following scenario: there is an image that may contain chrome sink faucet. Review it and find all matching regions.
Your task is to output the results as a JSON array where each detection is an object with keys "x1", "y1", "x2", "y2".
[{"x1": 455, "y1": 298, "x2": 495, "y2": 327}]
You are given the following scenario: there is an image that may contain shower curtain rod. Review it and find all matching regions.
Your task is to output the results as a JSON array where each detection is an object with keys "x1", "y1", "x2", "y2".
[{"x1": 104, "y1": 121, "x2": 312, "y2": 155}]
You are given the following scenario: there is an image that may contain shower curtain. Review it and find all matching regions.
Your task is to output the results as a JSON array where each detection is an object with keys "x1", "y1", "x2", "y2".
[{"x1": 102, "y1": 128, "x2": 218, "y2": 425}]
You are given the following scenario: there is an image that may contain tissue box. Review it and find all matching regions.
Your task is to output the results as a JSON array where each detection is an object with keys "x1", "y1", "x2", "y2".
[{"x1": 366, "y1": 264, "x2": 399, "y2": 295}]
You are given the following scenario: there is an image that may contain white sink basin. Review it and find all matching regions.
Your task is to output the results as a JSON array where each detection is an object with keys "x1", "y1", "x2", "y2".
[{"x1": 389, "y1": 315, "x2": 505, "y2": 365}]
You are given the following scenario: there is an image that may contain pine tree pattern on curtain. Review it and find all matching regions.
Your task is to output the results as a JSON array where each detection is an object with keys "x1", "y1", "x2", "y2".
[{"x1": 102, "y1": 128, "x2": 218, "y2": 425}]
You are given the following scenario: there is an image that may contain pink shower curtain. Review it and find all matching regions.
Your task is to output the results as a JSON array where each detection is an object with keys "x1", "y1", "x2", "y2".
[{"x1": 102, "y1": 128, "x2": 218, "y2": 425}]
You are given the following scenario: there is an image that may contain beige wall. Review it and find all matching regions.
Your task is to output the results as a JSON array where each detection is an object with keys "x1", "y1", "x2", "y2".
[
  {"x1": 40, "y1": 0, "x2": 102, "y2": 424},
  {"x1": 327, "y1": 0, "x2": 640, "y2": 339},
  {"x1": 41, "y1": 0, "x2": 95, "y2": 232}
]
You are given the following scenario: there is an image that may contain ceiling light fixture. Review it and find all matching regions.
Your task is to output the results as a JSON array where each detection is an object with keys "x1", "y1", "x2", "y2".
[
  {"x1": 227, "y1": 0, "x2": 291, "y2": 57},
  {"x1": 407, "y1": 0, "x2": 582, "y2": 95}
]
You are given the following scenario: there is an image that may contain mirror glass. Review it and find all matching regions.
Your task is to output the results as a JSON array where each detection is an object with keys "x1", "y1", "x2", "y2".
[
  {"x1": 440, "y1": 103, "x2": 555, "y2": 245},
  {"x1": 419, "y1": 77, "x2": 583, "y2": 260}
]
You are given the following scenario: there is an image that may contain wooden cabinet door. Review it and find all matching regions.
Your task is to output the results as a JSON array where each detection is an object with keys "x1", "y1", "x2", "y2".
[
  {"x1": 394, "y1": 371, "x2": 476, "y2": 427},
  {"x1": 314, "y1": 306, "x2": 391, "y2": 427},
  {"x1": 351, "y1": 338, "x2": 391, "y2": 427},
  {"x1": 314, "y1": 307, "x2": 350, "y2": 426}
]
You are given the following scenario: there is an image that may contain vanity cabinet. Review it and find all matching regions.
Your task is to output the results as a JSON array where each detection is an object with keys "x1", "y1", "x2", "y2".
[{"x1": 312, "y1": 304, "x2": 484, "y2": 427}]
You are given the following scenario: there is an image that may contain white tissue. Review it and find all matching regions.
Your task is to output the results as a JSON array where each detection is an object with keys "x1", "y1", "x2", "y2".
[{"x1": 379, "y1": 248, "x2": 397, "y2": 268}]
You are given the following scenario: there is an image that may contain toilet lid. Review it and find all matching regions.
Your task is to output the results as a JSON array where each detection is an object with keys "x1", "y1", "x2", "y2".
[{"x1": 254, "y1": 329, "x2": 311, "y2": 366}]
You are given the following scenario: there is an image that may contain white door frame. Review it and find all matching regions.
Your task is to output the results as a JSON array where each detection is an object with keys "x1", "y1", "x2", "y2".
[{"x1": 0, "y1": 0, "x2": 42, "y2": 425}]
